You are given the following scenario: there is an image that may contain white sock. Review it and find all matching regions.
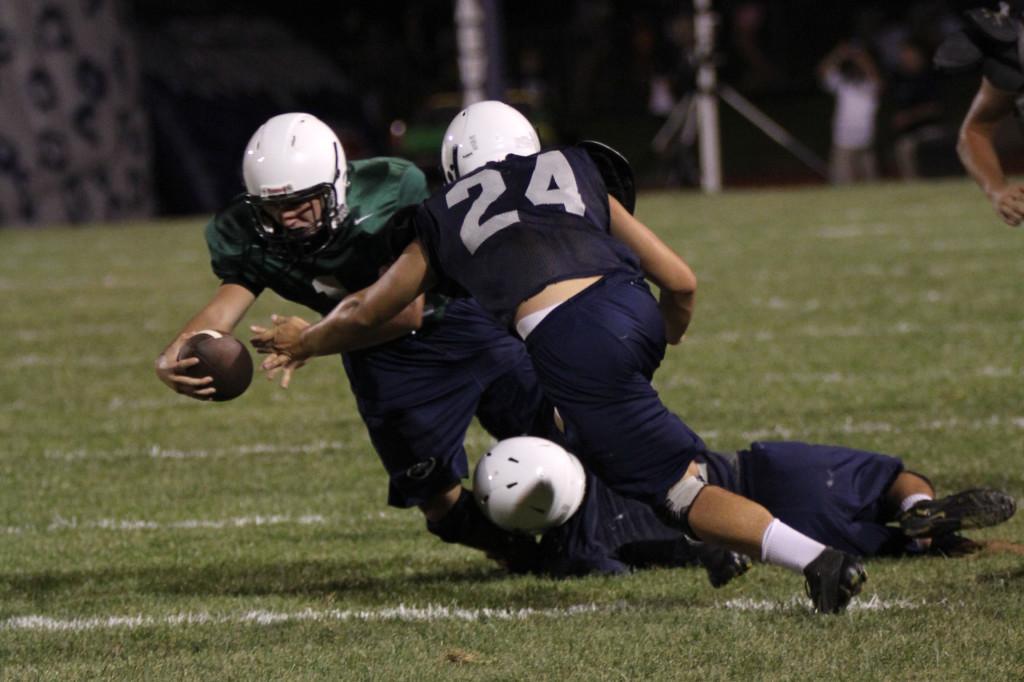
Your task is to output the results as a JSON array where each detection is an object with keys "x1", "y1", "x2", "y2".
[
  {"x1": 760, "y1": 519, "x2": 826, "y2": 574},
  {"x1": 900, "y1": 493, "x2": 932, "y2": 513}
]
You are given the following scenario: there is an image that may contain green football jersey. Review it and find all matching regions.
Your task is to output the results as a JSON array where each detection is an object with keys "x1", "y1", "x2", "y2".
[{"x1": 205, "y1": 157, "x2": 433, "y2": 317}]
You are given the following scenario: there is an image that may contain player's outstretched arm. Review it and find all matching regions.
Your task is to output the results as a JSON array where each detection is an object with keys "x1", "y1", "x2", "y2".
[
  {"x1": 323, "y1": 289, "x2": 426, "y2": 352},
  {"x1": 155, "y1": 283, "x2": 256, "y2": 398},
  {"x1": 607, "y1": 196, "x2": 697, "y2": 344},
  {"x1": 253, "y1": 240, "x2": 434, "y2": 361},
  {"x1": 248, "y1": 315, "x2": 311, "y2": 389},
  {"x1": 957, "y1": 77, "x2": 1024, "y2": 226},
  {"x1": 252, "y1": 294, "x2": 425, "y2": 387}
]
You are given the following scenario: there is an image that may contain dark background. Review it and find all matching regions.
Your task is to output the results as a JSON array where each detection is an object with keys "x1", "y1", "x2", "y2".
[{"x1": 126, "y1": 0, "x2": 1000, "y2": 215}]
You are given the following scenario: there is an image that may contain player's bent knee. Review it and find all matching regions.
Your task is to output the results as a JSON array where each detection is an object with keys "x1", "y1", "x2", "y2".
[{"x1": 901, "y1": 470, "x2": 935, "y2": 496}]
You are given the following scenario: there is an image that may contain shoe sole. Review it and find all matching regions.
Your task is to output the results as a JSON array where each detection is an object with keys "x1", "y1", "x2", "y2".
[
  {"x1": 705, "y1": 552, "x2": 752, "y2": 589},
  {"x1": 819, "y1": 563, "x2": 867, "y2": 614},
  {"x1": 838, "y1": 564, "x2": 867, "y2": 609},
  {"x1": 900, "y1": 489, "x2": 1017, "y2": 538}
]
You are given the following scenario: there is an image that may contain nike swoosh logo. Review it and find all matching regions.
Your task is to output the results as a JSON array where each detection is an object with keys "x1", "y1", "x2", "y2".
[{"x1": 354, "y1": 213, "x2": 375, "y2": 225}]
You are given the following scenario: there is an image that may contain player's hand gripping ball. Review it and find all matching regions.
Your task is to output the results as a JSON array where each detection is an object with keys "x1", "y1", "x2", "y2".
[{"x1": 176, "y1": 330, "x2": 253, "y2": 401}]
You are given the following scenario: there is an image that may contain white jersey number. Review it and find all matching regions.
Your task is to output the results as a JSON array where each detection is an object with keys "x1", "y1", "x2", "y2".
[{"x1": 445, "y1": 151, "x2": 584, "y2": 255}]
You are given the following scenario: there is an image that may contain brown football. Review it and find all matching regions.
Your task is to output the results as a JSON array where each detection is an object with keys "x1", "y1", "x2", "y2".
[{"x1": 176, "y1": 330, "x2": 253, "y2": 401}]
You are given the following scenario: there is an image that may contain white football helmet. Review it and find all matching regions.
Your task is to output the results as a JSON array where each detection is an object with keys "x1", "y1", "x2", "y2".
[
  {"x1": 242, "y1": 113, "x2": 348, "y2": 257},
  {"x1": 473, "y1": 436, "x2": 586, "y2": 534},
  {"x1": 440, "y1": 100, "x2": 541, "y2": 184}
]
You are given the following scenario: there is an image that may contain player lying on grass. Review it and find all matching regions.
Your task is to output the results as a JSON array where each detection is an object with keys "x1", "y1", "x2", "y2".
[
  {"x1": 154, "y1": 112, "x2": 654, "y2": 577},
  {"x1": 252, "y1": 101, "x2": 872, "y2": 613},
  {"x1": 936, "y1": 0, "x2": 1024, "y2": 226},
  {"x1": 475, "y1": 437, "x2": 1017, "y2": 575}
]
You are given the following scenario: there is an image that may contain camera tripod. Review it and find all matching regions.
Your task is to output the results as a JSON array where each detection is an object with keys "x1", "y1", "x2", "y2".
[{"x1": 652, "y1": 0, "x2": 827, "y2": 191}]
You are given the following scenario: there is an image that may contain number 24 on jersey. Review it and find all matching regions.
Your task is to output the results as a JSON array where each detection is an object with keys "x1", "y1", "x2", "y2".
[{"x1": 445, "y1": 150, "x2": 586, "y2": 254}]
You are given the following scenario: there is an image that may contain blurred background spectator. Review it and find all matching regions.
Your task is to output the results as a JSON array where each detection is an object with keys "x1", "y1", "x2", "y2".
[
  {"x1": 0, "y1": 0, "x2": 1011, "y2": 226},
  {"x1": 647, "y1": 11, "x2": 700, "y2": 187},
  {"x1": 888, "y1": 40, "x2": 951, "y2": 180},
  {"x1": 729, "y1": 1, "x2": 783, "y2": 93},
  {"x1": 818, "y1": 41, "x2": 882, "y2": 184}
]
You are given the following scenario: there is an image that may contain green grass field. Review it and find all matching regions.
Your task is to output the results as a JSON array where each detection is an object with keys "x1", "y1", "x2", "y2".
[{"x1": 2, "y1": 179, "x2": 1023, "y2": 679}]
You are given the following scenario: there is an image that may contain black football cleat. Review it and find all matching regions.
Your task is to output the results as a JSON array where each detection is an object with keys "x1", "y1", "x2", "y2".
[
  {"x1": 697, "y1": 544, "x2": 752, "y2": 588},
  {"x1": 803, "y1": 548, "x2": 867, "y2": 614},
  {"x1": 926, "y1": 533, "x2": 983, "y2": 558},
  {"x1": 898, "y1": 488, "x2": 1017, "y2": 538}
]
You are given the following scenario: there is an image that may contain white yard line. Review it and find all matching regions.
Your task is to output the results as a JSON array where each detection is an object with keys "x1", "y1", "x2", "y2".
[
  {"x1": 739, "y1": 414, "x2": 1024, "y2": 442},
  {"x1": 10, "y1": 354, "x2": 110, "y2": 368},
  {"x1": 4, "y1": 513, "x2": 332, "y2": 536},
  {"x1": 43, "y1": 439, "x2": 352, "y2": 461},
  {"x1": 0, "y1": 603, "x2": 612, "y2": 632},
  {"x1": 722, "y1": 594, "x2": 926, "y2": 612},
  {"x1": 0, "y1": 594, "x2": 938, "y2": 632},
  {"x1": 32, "y1": 408, "x2": 1024, "y2": 465},
  {"x1": 688, "y1": 319, "x2": 1021, "y2": 345},
  {"x1": 816, "y1": 223, "x2": 898, "y2": 239}
]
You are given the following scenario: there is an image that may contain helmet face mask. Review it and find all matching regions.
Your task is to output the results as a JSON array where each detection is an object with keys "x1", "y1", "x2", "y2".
[
  {"x1": 244, "y1": 182, "x2": 342, "y2": 259},
  {"x1": 472, "y1": 436, "x2": 587, "y2": 534},
  {"x1": 242, "y1": 113, "x2": 349, "y2": 259},
  {"x1": 440, "y1": 100, "x2": 541, "y2": 184}
]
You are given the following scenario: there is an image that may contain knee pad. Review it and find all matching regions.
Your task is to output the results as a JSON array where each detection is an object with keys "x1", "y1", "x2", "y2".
[{"x1": 655, "y1": 462, "x2": 708, "y2": 538}]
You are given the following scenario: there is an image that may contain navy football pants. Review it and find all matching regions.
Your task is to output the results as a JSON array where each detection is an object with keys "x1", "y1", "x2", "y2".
[
  {"x1": 526, "y1": 273, "x2": 706, "y2": 503},
  {"x1": 705, "y1": 442, "x2": 907, "y2": 556},
  {"x1": 343, "y1": 298, "x2": 550, "y2": 507}
]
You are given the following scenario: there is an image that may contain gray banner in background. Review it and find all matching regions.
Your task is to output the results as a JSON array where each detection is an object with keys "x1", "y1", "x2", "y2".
[{"x1": 0, "y1": 0, "x2": 153, "y2": 226}]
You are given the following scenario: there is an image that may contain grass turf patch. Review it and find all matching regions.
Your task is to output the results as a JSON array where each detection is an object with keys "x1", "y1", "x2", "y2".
[{"x1": 1, "y1": 179, "x2": 1022, "y2": 679}]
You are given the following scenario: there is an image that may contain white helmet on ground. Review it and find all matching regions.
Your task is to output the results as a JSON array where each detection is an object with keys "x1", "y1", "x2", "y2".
[
  {"x1": 242, "y1": 112, "x2": 348, "y2": 257},
  {"x1": 473, "y1": 436, "x2": 586, "y2": 534},
  {"x1": 440, "y1": 100, "x2": 541, "y2": 184}
]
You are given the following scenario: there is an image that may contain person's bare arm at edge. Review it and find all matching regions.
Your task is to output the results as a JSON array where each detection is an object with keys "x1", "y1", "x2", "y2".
[
  {"x1": 958, "y1": 77, "x2": 1024, "y2": 226},
  {"x1": 608, "y1": 196, "x2": 697, "y2": 344},
  {"x1": 155, "y1": 283, "x2": 256, "y2": 398},
  {"x1": 252, "y1": 239, "x2": 435, "y2": 362}
]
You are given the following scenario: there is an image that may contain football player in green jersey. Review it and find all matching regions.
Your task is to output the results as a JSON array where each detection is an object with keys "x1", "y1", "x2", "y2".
[{"x1": 155, "y1": 112, "x2": 554, "y2": 572}]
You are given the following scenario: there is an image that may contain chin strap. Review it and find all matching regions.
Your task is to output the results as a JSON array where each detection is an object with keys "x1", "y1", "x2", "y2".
[{"x1": 444, "y1": 144, "x2": 461, "y2": 184}]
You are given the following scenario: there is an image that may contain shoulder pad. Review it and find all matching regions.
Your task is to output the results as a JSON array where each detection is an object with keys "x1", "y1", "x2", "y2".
[
  {"x1": 946, "y1": 9, "x2": 1024, "y2": 91},
  {"x1": 965, "y1": 8, "x2": 1019, "y2": 44},
  {"x1": 984, "y1": 55, "x2": 1024, "y2": 92},
  {"x1": 934, "y1": 31, "x2": 985, "y2": 73},
  {"x1": 578, "y1": 140, "x2": 636, "y2": 214}
]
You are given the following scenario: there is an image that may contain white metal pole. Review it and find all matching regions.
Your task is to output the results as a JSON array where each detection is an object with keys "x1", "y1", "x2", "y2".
[
  {"x1": 455, "y1": 0, "x2": 487, "y2": 106},
  {"x1": 693, "y1": 0, "x2": 722, "y2": 193},
  {"x1": 481, "y1": 0, "x2": 506, "y2": 100}
]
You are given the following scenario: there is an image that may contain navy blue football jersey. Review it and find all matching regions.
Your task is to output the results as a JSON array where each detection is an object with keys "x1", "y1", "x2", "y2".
[{"x1": 415, "y1": 146, "x2": 642, "y2": 325}]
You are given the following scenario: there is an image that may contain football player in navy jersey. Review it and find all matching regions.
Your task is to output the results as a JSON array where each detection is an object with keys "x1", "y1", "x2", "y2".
[
  {"x1": 155, "y1": 112, "x2": 576, "y2": 575},
  {"x1": 252, "y1": 101, "x2": 872, "y2": 612},
  {"x1": 155, "y1": 112, "x2": 750, "y2": 583},
  {"x1": 476, "y1": 438, "x2": 1016, "y2": 568},
  {"x1": 936, "y1": 1, "x2": 1024, "y2": 226}
]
